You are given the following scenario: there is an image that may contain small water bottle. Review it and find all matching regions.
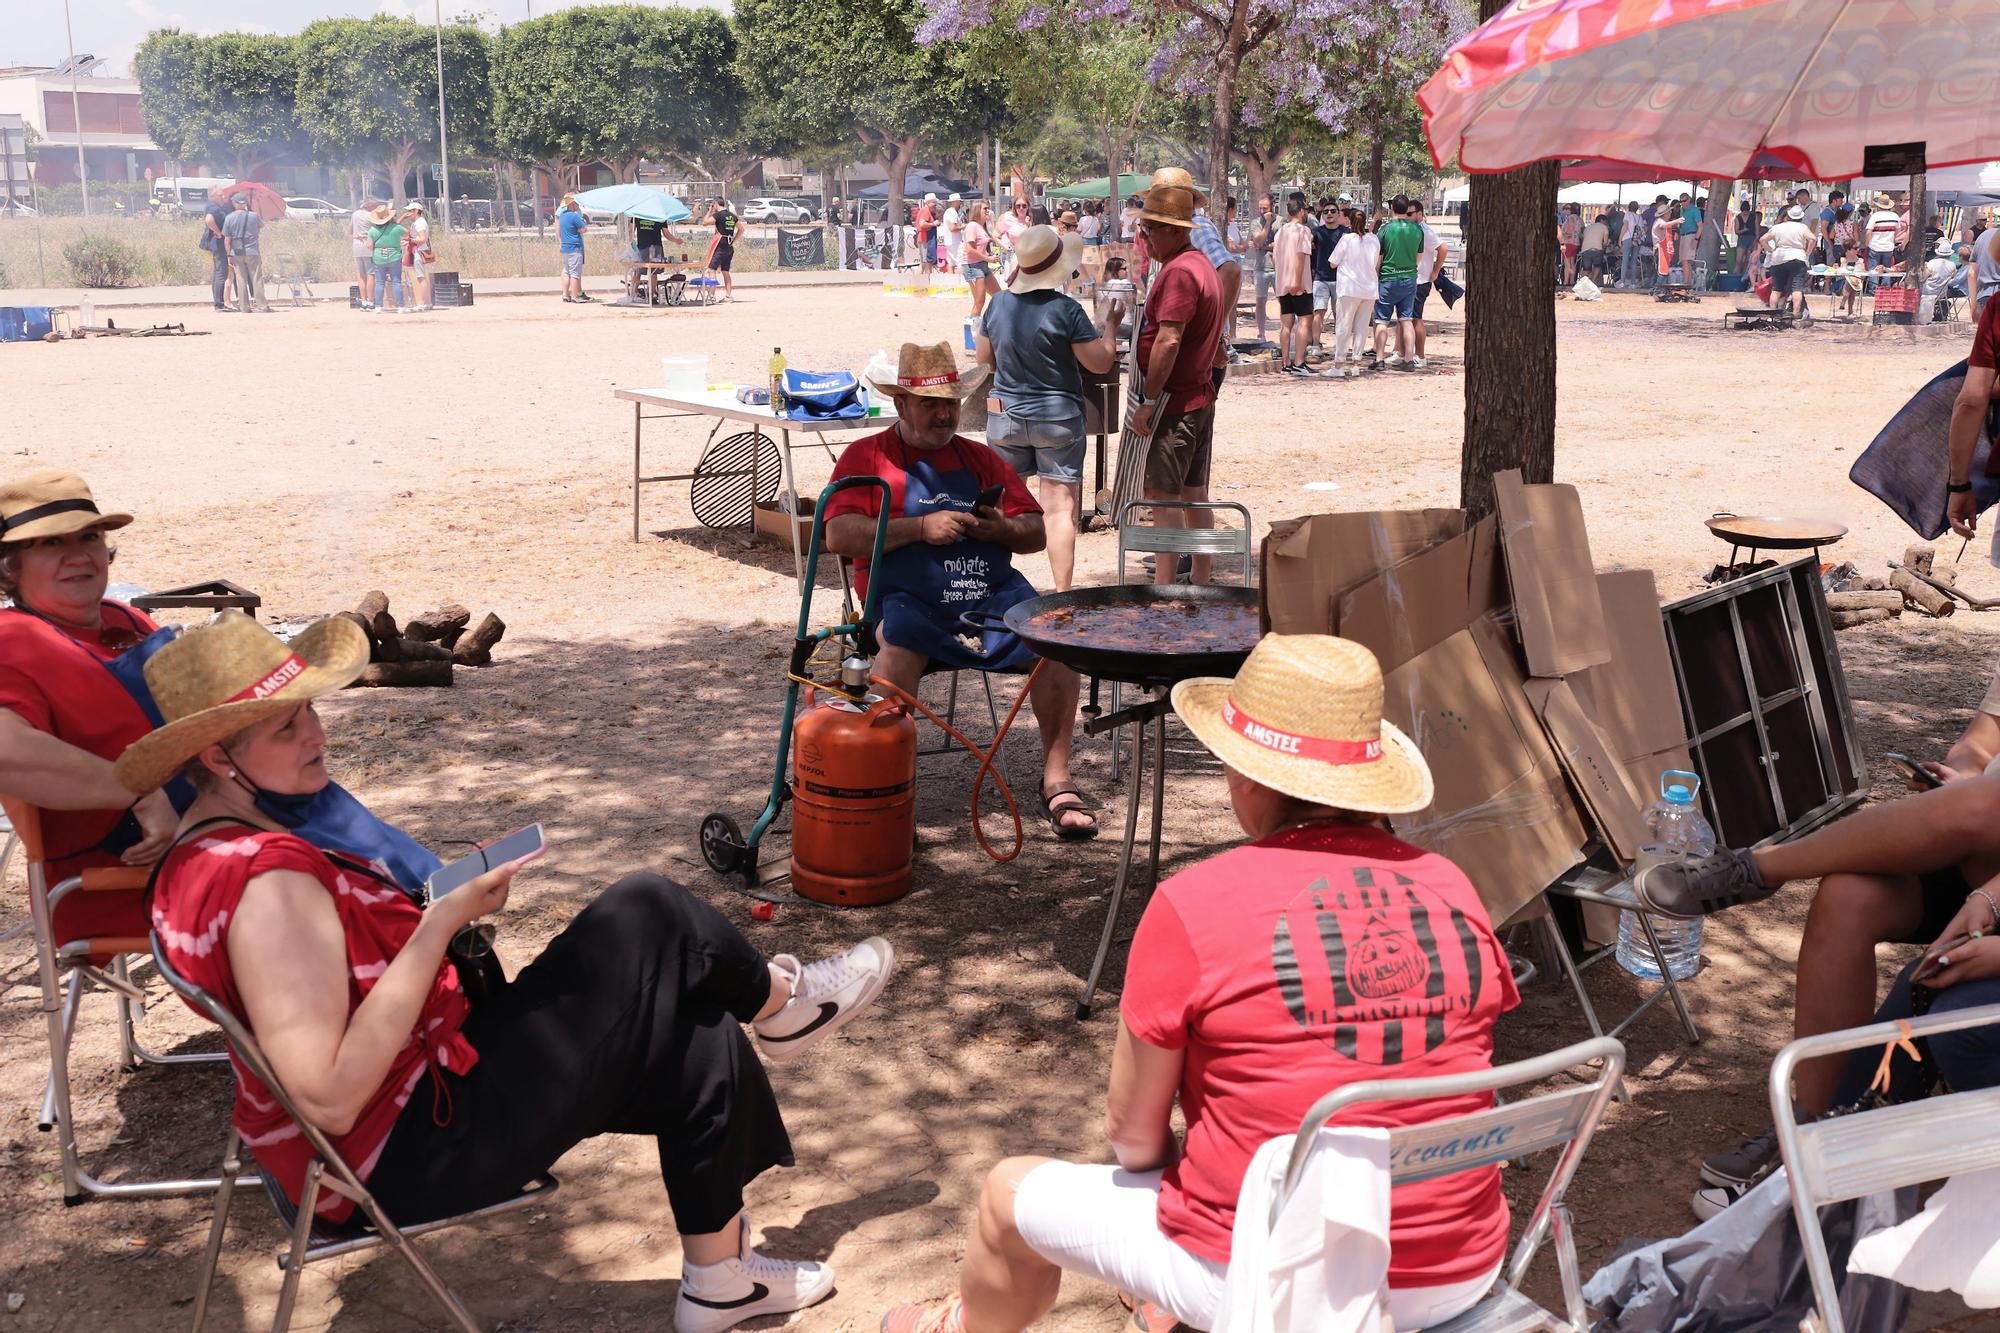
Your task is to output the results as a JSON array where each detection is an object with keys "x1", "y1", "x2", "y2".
[{"x1": 1616, "y1": 770, "x2": 1714, "y2": 981}]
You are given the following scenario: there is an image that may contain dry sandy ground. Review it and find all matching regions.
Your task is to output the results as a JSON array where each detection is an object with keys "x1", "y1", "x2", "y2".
[{"x1": 0, "y1": 285, "x2": 1995, "y2": 1331}]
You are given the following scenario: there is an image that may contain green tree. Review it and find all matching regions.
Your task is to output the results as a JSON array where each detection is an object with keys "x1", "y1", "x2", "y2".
[
  {"x1": 1061, "y1": 31, "x2": 1155, "y2": 192},
  {"x1": 491, "y1": 6, "x2": 743, "y2": 190},
  {"x1": 294, "y1": 16, "x2": 491, "y2": 207},
  {"x1": 134, "y1": 30, "x2": 304, "y2": 178},
  {"x1": 737, "y1": 0, "x2": 1000, "y2": 224}
]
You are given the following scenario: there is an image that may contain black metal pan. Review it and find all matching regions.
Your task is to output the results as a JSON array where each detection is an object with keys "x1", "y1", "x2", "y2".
[{"x1": 962, "y1": 583, "x2": 1261, "y2": 686}]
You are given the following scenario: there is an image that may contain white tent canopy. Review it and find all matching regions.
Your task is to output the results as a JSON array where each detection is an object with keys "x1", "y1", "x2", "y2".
[
  {"x1": 1443, "y1": 178, "x2": 1699, "y2": 205},
  {"x1": 1851, "y1": 161, "x2": 2000, "y2": 196}
]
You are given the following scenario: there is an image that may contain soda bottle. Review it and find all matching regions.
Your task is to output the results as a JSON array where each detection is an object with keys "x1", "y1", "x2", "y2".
[{"x1": 1616, "y1": 770, "x2": 1715, "y2": 981}]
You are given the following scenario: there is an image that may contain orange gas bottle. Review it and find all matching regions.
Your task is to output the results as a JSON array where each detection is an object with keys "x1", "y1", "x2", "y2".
[{"x1": 789, "y1": 685, "x2": 918, "y2": 906}]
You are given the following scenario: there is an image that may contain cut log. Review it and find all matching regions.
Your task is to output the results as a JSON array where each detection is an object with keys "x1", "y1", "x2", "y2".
[
  {"x1": 394, "y1": 638, "x2": 452, "y2": 662},
  {"x1": 350, "y1": 661, "x2": 452, "y2": 687},
  {"x1": 1825, "y1": 591, "x2": 1904, "y2": 614},
  {"x1": 405, "y1": 604, "x2": 471, "y2": 642},
  {"x1": 1831, "y1": 608, "x2": 1896, "y2": 628},
  {"x1": 1890, "y1": 569, "x2": 1956, "y2": 617},
  {"x1": 1901, "y1": 545, "x2": 1936, "y2": 575},
  {"x1": 1933, "y1": 565, "x2": 1959, "y2": 586},
  {"x1": 370, "y1": 610, "x2": 401, "y2": 647},
  {"x1": 333, "y1": 611, "x2": 378, "y2": 653},
  {"x1": 1854, "y1": 576, "x2": 1892, "y2": 591},
  {"x1": 451, "y1": 612, "x2": 505, "y2": 666},
  {"x1": 355, "y1": 590, "x2": 389, "y2": 623}
]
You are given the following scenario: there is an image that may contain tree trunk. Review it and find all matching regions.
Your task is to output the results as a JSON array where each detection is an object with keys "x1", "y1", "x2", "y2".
[
  {"x1": 387, "y1": 141, "x2": 419, "y2": 208},
  {"x1": 1207, "y1": 29, "x2": 1244, "y2": 211},
  {"x1": 1369, "y1": 138, "x2": 1385, "y2": 214},
  {"x1": 1460, "y1": 156, "x2": 1561, "y2": 520},
  {"x1": 1904, "y1": 171, "x2": 1928, "y2": 278},
  {"x1": 1696, "y1": 176, "x2": 1731, "y2": 287}
]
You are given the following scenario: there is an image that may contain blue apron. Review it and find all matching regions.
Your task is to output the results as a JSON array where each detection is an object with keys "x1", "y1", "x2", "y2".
[
  {"x1": 873, "y1": 441, "x2": 1039, "y2": 671},
  {"x1": 54, "y1": 607, "x2": 443, "y2": 893}
]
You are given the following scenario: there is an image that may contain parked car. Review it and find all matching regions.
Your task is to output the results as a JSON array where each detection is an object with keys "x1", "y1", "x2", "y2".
[
  {"x1": 284, "y1": 196, "x2": 345, "y2": 221},
  {"x1": 785, "y1": 196, "x2": 823, "y2": 222},
  {"x1": 740, "y1": 196, "x2": 812, "y2": 224}
]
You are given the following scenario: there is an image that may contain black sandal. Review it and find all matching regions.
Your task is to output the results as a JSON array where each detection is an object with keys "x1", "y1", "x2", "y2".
[{"x1": 1041, "y1": 784, "x2": 1100, "y2": 841}]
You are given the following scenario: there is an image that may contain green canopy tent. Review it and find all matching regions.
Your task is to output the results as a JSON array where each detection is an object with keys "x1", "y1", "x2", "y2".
[{"x1": 1044, "y1": 172, "x2": 1204, "y2": 200}]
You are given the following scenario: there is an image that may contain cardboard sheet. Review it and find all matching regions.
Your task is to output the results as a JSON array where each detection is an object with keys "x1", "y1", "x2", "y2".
[
  {"x1": 1492, "y1": 470, "x2": 1611, "y2": 677},
  {"x1": 1381, "y1": 617, "x2": 1587, "y2": 924},
  {"x1": 1335, "y1": 518, "x2": 1506, "y2": 676},
  {"x1": 1573, "y1": 569, "x2": 1697, "y2": 801},
  {"x1": 1525, "y1": 676, "x2": 1651, "y2": 861},
  {"x1": 1261, "y1": 509, "x2": 1465, "y2": 635}
]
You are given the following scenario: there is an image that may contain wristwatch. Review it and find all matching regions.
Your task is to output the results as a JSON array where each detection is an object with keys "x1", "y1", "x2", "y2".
[{"x1": 1949, "y1": 480, "x2": 1973, "y2": 493}]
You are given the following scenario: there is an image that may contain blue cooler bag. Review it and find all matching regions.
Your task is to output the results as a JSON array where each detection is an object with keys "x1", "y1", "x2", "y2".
[
  {"x1": 780, "y1": 368, "x2": 870, "y2": 421},
  {"x1": 0, "y1": 307, "x2": 55, "y2": 343}
]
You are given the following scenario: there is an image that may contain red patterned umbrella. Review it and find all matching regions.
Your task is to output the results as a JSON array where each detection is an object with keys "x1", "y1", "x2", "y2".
[
  {"x1": 1559, "y1": 151, "x2": 1805, "y2": 183},
  {"x1": 208, "y1": 180, "x2": 287, "y2": 220},
  {"x1": 1420, "y1": 0, "x2": 2000, "y2": 179}
]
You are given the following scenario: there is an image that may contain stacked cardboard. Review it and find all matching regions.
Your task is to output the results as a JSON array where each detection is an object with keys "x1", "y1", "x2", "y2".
[{"x1": 1261, "y1": 471, "x2": 1694, "y2": 926}]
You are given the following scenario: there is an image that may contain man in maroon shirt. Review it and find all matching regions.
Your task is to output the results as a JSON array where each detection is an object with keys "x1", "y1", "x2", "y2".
[
  {"x1": 1130, "y1": 170, "x2": 1224, "y2": 586},
  {"x1": 1947, "y1": 291, "x2": 2000, "y2": 544}
]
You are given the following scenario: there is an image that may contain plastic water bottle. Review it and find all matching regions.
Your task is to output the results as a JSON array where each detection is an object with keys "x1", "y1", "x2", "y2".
[{"x1": 1616, "y1": 770, "x2": 1714, "y2": 981}]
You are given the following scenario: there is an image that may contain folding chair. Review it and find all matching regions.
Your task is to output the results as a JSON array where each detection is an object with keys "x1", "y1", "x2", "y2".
[
  {"x1": 4, "y1": 795, "x2": 232, "y2": 1202},
  {"x1": 151, "y1": 933, "x2": 558, "y2": 1333},
  {"x1": 1771, "y1": 1003, "x2": 2000, "y2": 1333},
  {"x1": 1111, "y1": 499, "x2": 1253, "y2": 781},
  {"x1": 0, "y1": 803, "x2": 25, "y2": 943},
  {"x1": 1266, "y1": 1036, "x2": 1625, "y2": 1332}
]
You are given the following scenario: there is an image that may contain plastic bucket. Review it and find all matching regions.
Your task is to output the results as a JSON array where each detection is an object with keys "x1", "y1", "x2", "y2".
[{"x1": 661, "y1": 353, "x2": 708, "y2": 393}]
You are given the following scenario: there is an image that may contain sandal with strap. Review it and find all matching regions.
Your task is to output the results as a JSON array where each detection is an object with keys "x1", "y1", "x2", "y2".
[{"x1": 1041, "y1": 784, "x2": 1100, "y2": 841}]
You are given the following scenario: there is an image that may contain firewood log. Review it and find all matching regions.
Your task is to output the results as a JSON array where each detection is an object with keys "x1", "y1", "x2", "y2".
[{"x1": 350, "y1": 661, "x2": 452, "y2": 687}]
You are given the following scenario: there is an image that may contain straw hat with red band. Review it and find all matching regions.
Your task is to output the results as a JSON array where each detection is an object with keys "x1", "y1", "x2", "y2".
[
  {"x1": 864, "y1": 341, "x2": 985, "y2": 402},
  {"x1": 1008, "y1": 224, "x2": 1084, "y2": 293},
  {"x1": 114, "y1": 610, "x2": 370, "y2": 796},
  {"x1": 0, "y1": 470, "x2": 133, "y2": 543},
  {"x1": 1170, "y1": 634, "x2": 1433, "y2": 815}
]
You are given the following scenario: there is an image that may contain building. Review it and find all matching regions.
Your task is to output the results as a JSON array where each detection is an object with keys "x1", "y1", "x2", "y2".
[{"x1": 0, "y1": 59, "x2": 165, "y2": 189}]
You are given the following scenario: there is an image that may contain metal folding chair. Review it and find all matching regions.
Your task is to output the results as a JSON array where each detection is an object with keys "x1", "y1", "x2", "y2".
[
  {"x1": 150, "y1": 933, "x2": 558, "y2": 1333},
  {"x1": 1772, "y1": 1003, "x2": 2000, "y2": 1333},
  {"x1": 4, "y1": 795, "x2": 232, "y2": 1202},
  {"x1": 1267, "y1": 1036, "x2": 1625, "y2": 1332},
  {"x1": 0, "y1": 803, "x2": 25, "y2": 943},
  {"x1": 834, "y1": 553, "x2": 1008, "y2": 759}
]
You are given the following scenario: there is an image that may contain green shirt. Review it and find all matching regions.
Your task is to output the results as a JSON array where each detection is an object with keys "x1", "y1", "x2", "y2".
[
  {"x1": 1377, "y1": 218, "x2": 1423, "y2": 281},
  {"x1": 369, "y1": 222, "x2": 406, "y2": 267}
]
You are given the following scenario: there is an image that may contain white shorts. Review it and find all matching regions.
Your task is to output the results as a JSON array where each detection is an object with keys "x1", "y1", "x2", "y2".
[
  {"x1": 1013, "y1": 1160, "x2": 1500, "y2": 1332},
  {"x1": 1312, "y1": 279, "x2": 1334, "y2": 311}
]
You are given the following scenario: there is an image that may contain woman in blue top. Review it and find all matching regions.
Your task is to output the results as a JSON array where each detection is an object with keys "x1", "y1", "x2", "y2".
[{"x1": 558, "y1": 194, "x2": 592, "y2": 304}]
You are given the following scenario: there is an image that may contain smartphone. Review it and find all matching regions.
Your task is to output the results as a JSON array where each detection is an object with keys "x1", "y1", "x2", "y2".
[
  {"x1": 1914, "y1": 931, "x2": 1976, "y2": 982},
  {"x1": 973, "y1": 484, "x2": 1004, "y2": 513},
  {"x1": 425, "y1": 824, "x2": 546, "y2": 901},
  {"x1": 1885, "y1": 752, "x2": 1944, "y2": 789}
]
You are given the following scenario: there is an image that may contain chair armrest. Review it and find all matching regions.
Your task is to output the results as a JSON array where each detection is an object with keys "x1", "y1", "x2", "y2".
[{"x1": 80, "y1": 866, "x2": 151, "y2": 892}]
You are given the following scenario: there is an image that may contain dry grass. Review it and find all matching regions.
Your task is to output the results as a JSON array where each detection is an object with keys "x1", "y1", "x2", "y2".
[{"x1": 0, "y1": 215, "x2": 811, "y2": 290}]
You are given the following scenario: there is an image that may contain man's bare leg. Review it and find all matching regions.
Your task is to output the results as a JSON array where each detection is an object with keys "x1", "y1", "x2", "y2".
[
  {"x1": 872, "y1": 642, "x2": 927, "y2": 696},
  {"x1": 1028, "y1": 660, "x2": 1090, "y2": 833},
  {"x1": 1179, "y1": 483, "x2": 1213, "y2": 585},
  {"x1": 1143, "y1": 488, "x2": 1184, "y2": 587},
  {"x1": 1790, "y1": 872, "x2": 1927, "y2": 1114},
  {"x1": 1752, "y1": 776, "x2": 2000, "y2": 885}
]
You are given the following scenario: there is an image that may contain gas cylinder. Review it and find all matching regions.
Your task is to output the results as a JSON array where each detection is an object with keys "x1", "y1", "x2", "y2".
[{"x1": 790, "y1": 675, "x2": 917, "y2": 906}]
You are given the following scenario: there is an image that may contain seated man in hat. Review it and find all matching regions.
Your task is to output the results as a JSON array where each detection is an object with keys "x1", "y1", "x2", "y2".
[
  {"x1": 822, "y1": 342, "x2": 1098, "y2": 839},
  {"x1": 881, "y1": 636, "x2": 1515, "y2": 1333}
]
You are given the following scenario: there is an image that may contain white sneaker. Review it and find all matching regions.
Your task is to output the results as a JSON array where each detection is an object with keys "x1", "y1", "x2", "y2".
[
  {"x1": 1411, "y1": 356, "x2": 1427, "y2": 368},
  {"x1": 753, "y1": 936, "x2": 894, "y2": 1063},
  {"x1": 1345, "y1": 366, "x2": 1359, "y2": 379},
  {"x1": 674, "y1": 1216, "x2": 835, "y2": 1333},
  {"x1": 361, "y1": 303, "x2": 375, "y2": 311}
]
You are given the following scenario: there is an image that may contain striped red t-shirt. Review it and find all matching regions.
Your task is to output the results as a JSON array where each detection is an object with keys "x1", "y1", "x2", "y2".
[{"x1": 151, "y1": 826, "x2": 476, "y2": 1223}]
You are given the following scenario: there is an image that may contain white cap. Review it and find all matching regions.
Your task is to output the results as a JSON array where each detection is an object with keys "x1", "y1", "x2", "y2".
[
  {"x1": 948, "y1": 193, "x2": 962, "y2": 202},
  {"x1": 924, "y1": 192, "x2": 939, "y2": 204},
  {"x1": 1786, "y1": 205, "x2": 1804, "y2": 221}
]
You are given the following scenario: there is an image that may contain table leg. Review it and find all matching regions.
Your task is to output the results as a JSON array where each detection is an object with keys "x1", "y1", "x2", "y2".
[
  {"x1": 780, "y1": 428, "x2": 805, "y2": 589},
  {"x1": 1145, "y1": 709, "x2": 1166, "y2": 890},
  {"x1": 632, "y1": 399, "x2": 642, "y2": 542},
  {"x1": 1079, "y1": 711, "x2": 1149, "y2": 1019}
]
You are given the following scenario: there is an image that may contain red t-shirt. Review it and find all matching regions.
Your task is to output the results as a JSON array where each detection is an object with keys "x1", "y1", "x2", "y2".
[
  {"x1": 1971, "y1": 291, "x2": 2000, "y2": 370},
  {"x1": 822, "y1": 427, "x2": 1040, "y2": 600},
  {"x1": 1121, "y1": 823, "x2": 1519, "y2": 1288},
  {"x1": 915, "y1": 206, "x2": 936, "y2": 241},
  {"x1": 0, "y1": 602, "x2": 160, "y2": 944},
  {"x1": 1137, "y1": 246, "x2": 1223, "y2": 417},
  {"x1": 152, "y1": 826, "x2": 476, "y2": 1224}
]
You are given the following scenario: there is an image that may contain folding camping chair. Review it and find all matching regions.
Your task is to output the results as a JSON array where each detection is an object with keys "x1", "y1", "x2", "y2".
[
  {"x1": 0, "y1": 803, "x2": 25, "y2": 943},
  {"x1": 152, "y1": 933, "x2": 558, "y2": 1333},
  {"x1": 1110, "y1": 499, "x2": 1254, "y2": 781},
  {"x1": 1265, "y1": 1036, "x2": 1625, "y2": 1332},
  {"x1": 834, "y1": 553, "x2": 1012, "y2": 760},
  {"x1": 4, "y1": 795, "x2": 234, "y2": 1202},
  {"x1": 1771, "y1": 1003, "x2": 2000, "y2": 1333}
]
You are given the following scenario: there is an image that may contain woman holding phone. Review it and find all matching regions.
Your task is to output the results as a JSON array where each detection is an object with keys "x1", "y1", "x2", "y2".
[{"x1": 125, "y1": 612, "x2": 893, "y2": 1333}]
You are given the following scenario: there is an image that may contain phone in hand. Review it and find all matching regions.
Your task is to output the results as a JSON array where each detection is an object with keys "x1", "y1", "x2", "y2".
[
  {"x1": 1884, "y1": 752, "x2": 1944, "y2": 789},
  {"x1": 972, "y1": 484, "x2": 1005, "y2": 515},
  {"x1": 425, "y1": 824, "x2": 546, "y2": 902},
  {"x1": 1914, "y1": 931, "x2": 1976, "y2": 983}
]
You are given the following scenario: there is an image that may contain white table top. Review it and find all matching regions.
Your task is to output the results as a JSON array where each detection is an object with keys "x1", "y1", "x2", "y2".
[{"x1": 614, "y1": 385, "x2": 897, "y2": 432}]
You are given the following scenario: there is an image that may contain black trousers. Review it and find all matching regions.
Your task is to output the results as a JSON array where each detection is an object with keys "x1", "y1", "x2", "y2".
[{"x1": 369, "y1": 874, "x2": 792, "y2": 1235}]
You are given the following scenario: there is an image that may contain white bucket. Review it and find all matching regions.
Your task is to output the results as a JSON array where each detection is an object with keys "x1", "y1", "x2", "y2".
[
  {"x1": 962, "y1": 316, "x2": 978, "y2": 352},
  {"x1": 661, "y1": 353, "x2": 708, "y2": 393}
]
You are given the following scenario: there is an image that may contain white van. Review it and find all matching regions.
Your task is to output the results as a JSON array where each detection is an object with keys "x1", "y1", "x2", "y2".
[{"x1": 151, "y1": 177, "x2": 233, "y2": 216}]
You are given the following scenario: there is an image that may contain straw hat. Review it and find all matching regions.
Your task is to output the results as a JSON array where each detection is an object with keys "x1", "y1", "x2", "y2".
[
  {"x1": 0, "y1": 470, "x2": 131, "y2": 543},
  {"x1": 1171, "y1": 635, "x2": 1433, "y2": 815},
  {"x1": 114, "y1": 611, "x2": 369, "y2": 796},
  {"x1": 1008, "y1": 225, "x2": 1084, "y2": 293},
  {"x1": 864, "y1": 341, "x2": 983, "y2": 401},
  {"x1": 1141, "y1": 168, "x2": 1198, "y2": 229},
  {"x1": 368, "y1": 203, "x2": 396, "y2": 224},
  {"x1": 1152, "y1": 166, "x2": 1209, "y2": 207}
]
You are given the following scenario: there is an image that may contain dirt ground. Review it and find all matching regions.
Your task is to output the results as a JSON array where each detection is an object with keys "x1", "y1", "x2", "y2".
[{"x1": 1, "y1": 284, "x2": 1995, "y2": 1330}]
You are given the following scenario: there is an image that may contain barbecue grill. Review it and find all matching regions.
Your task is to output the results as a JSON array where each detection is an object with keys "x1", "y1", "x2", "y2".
[{"x1": 965, "y1": 583, "x2": 1261, "y2": 1016}]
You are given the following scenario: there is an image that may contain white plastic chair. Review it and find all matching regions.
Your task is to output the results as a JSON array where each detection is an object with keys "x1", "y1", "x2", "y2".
[
  {"x1": 1771, "y1": 1003, "x2": 2000, "y2": 1333},
  {"x1": 1263, "y1": 1036, "x2": 1625, "y2": 1332}
]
